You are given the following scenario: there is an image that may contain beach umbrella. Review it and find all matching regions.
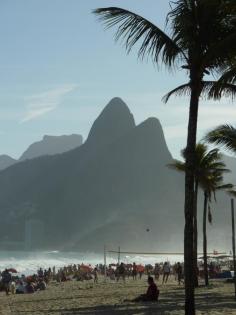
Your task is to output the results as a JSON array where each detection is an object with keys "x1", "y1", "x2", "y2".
[
  {"x1": 137, "y1": 265, "x2": 145, "y2": 272},
  {"x1": 81, "y1": 265, "x2": 92, "y2": 272},
  {"x1": 7, "y1": 268, "x2": 17, "y2": 273}
]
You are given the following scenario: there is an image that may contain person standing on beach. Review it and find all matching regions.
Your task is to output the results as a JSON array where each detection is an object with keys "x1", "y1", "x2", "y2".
[
  {"x1": 132, "y1": 263, "x2": 137, "y2": 280},
  {"x1": 93, "y1": 267, "x2": 98, "y2": 283},
  {"x1": 116, "y1": 263, "x2": 126, "y2": 282},
  {"x1": 2, "y1": 269, "x2": 12, "y2": 295},
  {"x1": 162, "y1": 262, "x2": 170, "y2": 284},
  {"x1": 176, "y1": 262, "x2": 183, "y2": 285},
  {"x1": 154, "y1": 264, "x2": 160, "y2": 281}
]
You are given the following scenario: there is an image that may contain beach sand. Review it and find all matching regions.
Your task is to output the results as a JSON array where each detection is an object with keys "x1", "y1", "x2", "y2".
[{"x1": 0, "y1": 277, "x2": 236, "y2": 315}]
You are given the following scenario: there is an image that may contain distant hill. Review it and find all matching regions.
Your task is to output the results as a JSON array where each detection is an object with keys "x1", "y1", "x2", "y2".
[
  {"x1": 0, "y1": 155, "x2": 16, "y2": 171},
  {"x1": 0, "y1": 97, "x2": 234, "y2": 253},
  {"x1": 19, "y1": 134, "x2": 83, "y2": 161},
  {"x1": 0, "y1": 134, "x2": 83, "y2": 171}
]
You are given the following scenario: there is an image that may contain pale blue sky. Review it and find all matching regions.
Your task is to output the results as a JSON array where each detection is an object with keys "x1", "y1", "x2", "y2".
[{"x1": 0, "y1": 0, "x2": 236, "y2": 159}]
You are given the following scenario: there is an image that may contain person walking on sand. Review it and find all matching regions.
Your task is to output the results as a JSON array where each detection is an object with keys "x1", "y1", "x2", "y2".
[
  {"x1": 116, "y1": 263, "x2": 126, "y2": 282},
  {"x1": 93, "y1": 267, "x2": 98, "y2": 283},
  {"x1": 162, "y1": 262, "x2": 170, "y2": 284},
  {"x1": 154, "y1": 263, "x2": 160, "y2": 281},
  {"x1": 2, "y1": 269, "x2": 12, "y2": 295},
  {"x1": 132, "y1": 262, "x2": 137, "y2": 280},
  {"x1": 176, "y1": 262, "x2": 183, "y2": 285}
]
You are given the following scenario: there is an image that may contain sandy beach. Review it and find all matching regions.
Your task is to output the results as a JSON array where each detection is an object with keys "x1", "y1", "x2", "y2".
[{"x1": 0, "y1": 277, "x2": 236, "y2": 315}]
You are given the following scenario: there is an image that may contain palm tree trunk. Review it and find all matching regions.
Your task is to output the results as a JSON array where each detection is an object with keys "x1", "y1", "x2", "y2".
[
  {"x1": 193, "y1": 180, "x2": 199, "y2": 287},
  {"x1": 203, "y1": 191, "x2": 209, "y2": 286},
  {"x1": 184, "y1": 80, "x2": 201, "y2": 315}
]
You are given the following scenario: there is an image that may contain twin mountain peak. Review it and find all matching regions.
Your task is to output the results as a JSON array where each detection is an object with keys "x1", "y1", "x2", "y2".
[
  {"x1": 0, "y1": 97, "x2": 178, "y2": 251},
  {"x1": 0, "y1": 97, "x2": 171, "y2": 171}
]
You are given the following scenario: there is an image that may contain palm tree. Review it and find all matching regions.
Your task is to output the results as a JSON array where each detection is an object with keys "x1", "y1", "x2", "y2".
[
  {"x1": 93, "y1": 2, "x2": 236, "y2": 313},
  {"x1": 205, "y1": 125, "x2": 236, "y2": 154},
  {"x1": 201, "y1": 172, "x2": 232, "y2": 286},
  {"x1": 169, "y1": 144, "x2": 230, "y2": 287}
]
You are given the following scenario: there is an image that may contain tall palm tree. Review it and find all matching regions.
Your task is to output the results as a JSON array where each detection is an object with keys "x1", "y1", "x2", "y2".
[
  {"x1": 169, "y1": 144, "x2": 230, "y2": 287},
  {"x1": 93, "y1": 2, "x2": 236, "y2": 313},
  {"x1": 201, "y1": 172, "x2": 232, "y2": 286}
]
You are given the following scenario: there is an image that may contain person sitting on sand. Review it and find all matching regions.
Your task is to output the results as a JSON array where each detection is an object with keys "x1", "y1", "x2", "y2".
[
  {"x1": 16, "y1": 281, "x2": 26, "y2": 294},
  {"x1": 25, "y1": 282, "x2": 35, "y2": 294},
  {"x1": 132, "y1": 276, "x2": 159, "y2": 302},
  {"x1": 37, "y1": 279, "x2": 47, "y2": 291}
]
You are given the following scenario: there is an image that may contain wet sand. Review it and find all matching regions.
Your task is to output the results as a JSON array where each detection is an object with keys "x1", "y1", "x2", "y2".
[{"x1": 0, "y1": 277, "x2": 236, "y2": 315}]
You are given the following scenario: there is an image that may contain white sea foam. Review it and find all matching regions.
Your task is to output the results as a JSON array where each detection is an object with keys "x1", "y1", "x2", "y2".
[{"x1": 0, "y1": 251, "x2": 184, "y2": 275}]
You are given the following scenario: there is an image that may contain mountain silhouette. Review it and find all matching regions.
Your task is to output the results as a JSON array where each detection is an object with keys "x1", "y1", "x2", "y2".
[
  {"x1": 0, "y1": 98, "x2": 234, "y2": 253},
  {"x1": 0, "y1": 155, "x2": 16, "y2": 171},
  {"x1": 19, "y1": 134, "x2": 83, "y2": 161},
  {"x1": 0, "y1": 134, "x2": 83, "y2": 171}
]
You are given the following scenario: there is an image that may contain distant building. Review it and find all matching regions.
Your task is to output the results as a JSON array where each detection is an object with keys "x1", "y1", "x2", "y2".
[{"x1": 25, "y1": 219, "x2": 45, "y2": 250}]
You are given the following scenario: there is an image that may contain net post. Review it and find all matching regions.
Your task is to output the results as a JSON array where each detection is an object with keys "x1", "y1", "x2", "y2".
[
  {"x1": 104, "y1": 244, "x2": 107, "y2": 283},
  {"x1": 118, "y1": 246, "x2": 121, "y2": 265}
]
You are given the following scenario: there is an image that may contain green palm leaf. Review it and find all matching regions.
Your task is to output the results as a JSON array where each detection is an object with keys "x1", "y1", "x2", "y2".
[
  {"x1": 205, "y1": 124, "x2": 236, "y2": 154},
  {"x1": 167, "y1": 159, "x2": 185, "y2": 172},
  {"x1": 162, "y1": 81, "x2": 236, "y2": 103},
  {"x1": 93, "y1": 7, "x2": 185, "y2": 67},
  {"x1": 162, "y1": 83, "x2": 190, "y2": 103}
]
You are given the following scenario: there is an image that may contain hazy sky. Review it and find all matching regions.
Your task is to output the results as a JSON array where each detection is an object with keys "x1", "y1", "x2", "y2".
[{"x1": 1, "y1": 0, "x2": 236, "y2": 159}]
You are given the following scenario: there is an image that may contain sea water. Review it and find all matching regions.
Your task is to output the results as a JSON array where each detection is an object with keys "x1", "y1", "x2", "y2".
[{"x1": 0, "y1": 250, "x2": 184, "y2": 275}]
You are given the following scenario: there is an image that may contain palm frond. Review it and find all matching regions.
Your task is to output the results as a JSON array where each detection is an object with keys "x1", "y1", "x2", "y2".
[
  {"x1": 208, "y1": 205, "x2": 212, "y2": 224},
  {"x1": 216, "y1": 183, "x2": 234, "y2": 191},
  {"x1": 227, "y1": 189, "x2": 236, "y2": 197},
  {"x1": 162, "y1": 81, "x2": 236, "y2": 103},
  {"x1": 217, "y1": 64, "x2": 236, "y2": 85},
  {"x1": 167, "y1": 159, "x2": 185, "y2": 172},
  {"x1": 162, "y1": 83, "x2": 190, "y2": 103},
  {"x1": 204, "y1": 124, "x2": 236, "y2": 154},
  {"x1": 93, "y1": 7, "x2": 185, "y2": 67},
  {"x1": 208, "y1": 82, "x2": 236, "y2": 101},
  {"x1": 204, "y1": 32, "x2": 236, "y2": 69}
]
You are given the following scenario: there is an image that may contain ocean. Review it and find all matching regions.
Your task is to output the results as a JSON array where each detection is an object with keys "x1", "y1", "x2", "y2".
[{"x1": 0, "y1": 250, "x2": 184, "y2": 275}]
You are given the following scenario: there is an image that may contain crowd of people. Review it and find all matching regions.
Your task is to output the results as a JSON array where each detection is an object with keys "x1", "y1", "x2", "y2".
[
  {"x1": 106, "y1": 261, "x2": 184, "y2": 285},
  {"x1": 0, "y1": 268, "x2": 47, "y2": 295},
  {"x1": 0, "y1": 263, "x2": 100, "y2": 295},
  {"x1": 0, "y1": 261, "x2": 184, "y2": 300}
]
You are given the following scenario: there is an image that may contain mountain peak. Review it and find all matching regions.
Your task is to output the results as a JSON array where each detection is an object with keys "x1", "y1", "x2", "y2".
[
  {"x1": 86, "y1": 97, "x2": 135, "y2": 146},
  {"x1": 134, "y1": 117, "x2": 172, "y2": 160},
  {"x1": 0, "y1": 155, "x2": 16, "y2": 171}
]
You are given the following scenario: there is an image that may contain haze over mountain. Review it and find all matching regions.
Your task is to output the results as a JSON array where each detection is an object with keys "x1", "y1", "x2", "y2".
[
  {"x1": 0, "y1": 134, "x2": 83, "y2": 171},
  {"x1": 0, "y1": 97, "x2": 235, "y2": 253}
]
